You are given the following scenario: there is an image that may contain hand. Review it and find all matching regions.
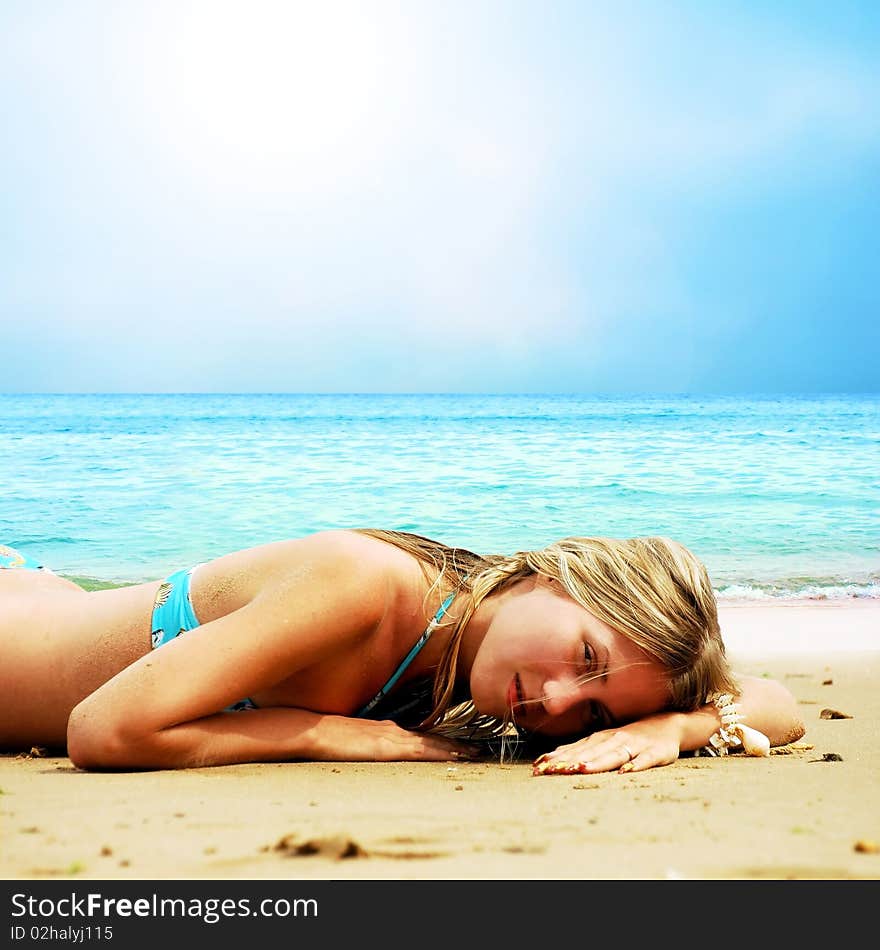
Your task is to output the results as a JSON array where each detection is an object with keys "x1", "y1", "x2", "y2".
[
  {"x1": 532, "y1": 712, "x2": 685, "y2": 776},
  {"x1": 319, "y1": 716, "x2": 483, "y2": 762}
]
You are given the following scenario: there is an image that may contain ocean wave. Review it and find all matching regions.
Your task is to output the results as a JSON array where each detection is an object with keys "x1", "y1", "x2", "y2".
[{"x1": 715, "y1": 581, "x2": 880, "y2": 601}]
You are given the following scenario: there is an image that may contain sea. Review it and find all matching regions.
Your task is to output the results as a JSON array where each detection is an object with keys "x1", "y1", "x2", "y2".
[{"x1": 1, "y1": 393, "x2": 877, "y2": 600}]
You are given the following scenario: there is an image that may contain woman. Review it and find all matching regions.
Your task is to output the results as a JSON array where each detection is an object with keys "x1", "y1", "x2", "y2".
[{"x1": 0, "y1": 529, "x2": 804, "y2": 772}]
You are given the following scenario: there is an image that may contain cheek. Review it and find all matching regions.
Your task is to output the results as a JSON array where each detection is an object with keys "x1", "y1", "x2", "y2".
[
  {"x1": 481, "y1": 611, "x2": 524, "y2": 666},
  {"x1": 468, "y1": 645, "x2": 500, "y2": 706},
  {"x1": 467, "y1": 665, "x2": 501, "y2": 719},
  {"x1": 618, "y1": 676, "x2": 671, "y2": 721}
]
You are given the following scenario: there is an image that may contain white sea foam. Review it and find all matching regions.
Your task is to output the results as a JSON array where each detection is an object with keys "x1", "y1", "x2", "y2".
[{"x1": 716, "y1": 582, "x2": 880, "y2": 602}]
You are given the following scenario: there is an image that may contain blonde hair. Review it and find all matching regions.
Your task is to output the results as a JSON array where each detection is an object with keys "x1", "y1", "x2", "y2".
[{"x1": 355, "y1": 529, "x2": 738, "y2": 743}]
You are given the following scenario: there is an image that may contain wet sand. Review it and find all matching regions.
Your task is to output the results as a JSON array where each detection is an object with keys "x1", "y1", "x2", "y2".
[{"x1": 2, "y1": 601, "x2": 878, "y2": 881}]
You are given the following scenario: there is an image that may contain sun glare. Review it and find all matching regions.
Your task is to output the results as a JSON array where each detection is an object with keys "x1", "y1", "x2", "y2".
[{"x1": 152, "y1": 2, "x2": 385, "y2": 183}]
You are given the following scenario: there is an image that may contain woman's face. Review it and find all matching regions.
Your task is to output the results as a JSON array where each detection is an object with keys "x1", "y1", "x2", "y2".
[{"x1": 468, "y1": 576, "x2": 670, "y2": 736}]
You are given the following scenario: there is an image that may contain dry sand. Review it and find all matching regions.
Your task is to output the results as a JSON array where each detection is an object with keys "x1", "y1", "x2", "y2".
[{"x1": 2, "y1": 601, "x2": 878, "y2": 882}]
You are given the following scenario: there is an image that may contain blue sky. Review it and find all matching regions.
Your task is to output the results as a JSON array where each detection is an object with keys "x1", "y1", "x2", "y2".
[{"x1": 2, "y1": 1, "x2": 878, "y2": 393}]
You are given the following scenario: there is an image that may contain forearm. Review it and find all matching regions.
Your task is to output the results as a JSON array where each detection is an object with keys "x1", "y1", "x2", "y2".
[
  {"x1": 67, "y1": 705, "x2": 442, "y2": 771},
  {"x1": 67, "y1": 704, "x2": 345, "y2": 769},
  {"x1": 675, "y1": 674, "x2": 806, "y2": 753}
]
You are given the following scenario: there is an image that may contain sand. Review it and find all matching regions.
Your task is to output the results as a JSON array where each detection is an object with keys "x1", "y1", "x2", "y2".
[{"x1": 2, "y1": 601, "x2": 878, "y2": 882}]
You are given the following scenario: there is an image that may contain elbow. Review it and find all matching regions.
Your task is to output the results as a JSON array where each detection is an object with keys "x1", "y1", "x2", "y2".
[
  {"x1": 784, "y1": 712, "x2": 807, "y2": 746},
  {"x1": 773, "y1": 698, "x2": 806, "y2": 746},
  {"x1": 733, "y1": 674, "x2": 806, "y2": 748},
  {"x1": 66, "y1": 701, "x2": 114, "y2": 770},
  {"x1": 760, "y1": 678, "x2": 806, "y2": 747},
  {"x1": 777, "y1": 683, "x2": 807, "y2": 746},
  {"x1": 67, "y1": 701, "x2": 145, "y2": 771}
]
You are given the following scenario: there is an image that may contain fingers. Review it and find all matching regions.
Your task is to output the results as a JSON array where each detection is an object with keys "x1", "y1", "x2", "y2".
[
  {"x1": 532, "y1": 740, "x2": 642, "y2": 776},
  {"x1": 450, "y1": 742, "x2": 484, "y2": 761},
  {"x1": 373, "y1": 722, "x2": 484, "y2": 762},
  {"x1": 418, "y1": 739, "x2": 483, "y2": 763}
]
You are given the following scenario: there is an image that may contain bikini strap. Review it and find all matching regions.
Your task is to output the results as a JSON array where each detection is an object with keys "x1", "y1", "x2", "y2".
[{"x1": 357, "y1": 587, "x2": 459, "y2": 717}]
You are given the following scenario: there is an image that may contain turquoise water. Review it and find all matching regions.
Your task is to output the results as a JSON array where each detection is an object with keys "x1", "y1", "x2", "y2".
[{"x1": 1, "y1": 393, "x2": 877, "y2": 599}]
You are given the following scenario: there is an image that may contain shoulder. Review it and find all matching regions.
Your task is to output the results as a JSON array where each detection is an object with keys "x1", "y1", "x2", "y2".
[
  {"x1": 293, "y1": 529, "x2": 413, "y2": 580},
  {"x1": 251, "y1": 530, "x2": 417, "y2": 631}
]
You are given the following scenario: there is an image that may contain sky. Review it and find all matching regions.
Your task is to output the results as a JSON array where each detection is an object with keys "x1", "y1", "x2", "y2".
[{"x1": 2, "y1": 0, "x2": 878, "y2": 394}]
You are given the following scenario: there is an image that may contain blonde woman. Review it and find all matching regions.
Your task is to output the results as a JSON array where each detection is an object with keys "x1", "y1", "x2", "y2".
[{"x1": 0, "y1": 530, "x2": 804, "y2": 772}]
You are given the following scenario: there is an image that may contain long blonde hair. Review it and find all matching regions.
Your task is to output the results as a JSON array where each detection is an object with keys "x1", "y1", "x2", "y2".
[{"x1": 355, "y1": 528, "x2": 738, "y2": 742}]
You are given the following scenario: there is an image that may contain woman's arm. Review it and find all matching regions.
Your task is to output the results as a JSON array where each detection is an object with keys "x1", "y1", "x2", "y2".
[
  {"x1": 532, "y1": 674, "x2": 806, "y2": 775},
  {"x1": 67, "y1": 705, "x2": 476, "y2": 770},
  {"x1": 66, "y1": 532, "x2": 476, "y2": 770}
]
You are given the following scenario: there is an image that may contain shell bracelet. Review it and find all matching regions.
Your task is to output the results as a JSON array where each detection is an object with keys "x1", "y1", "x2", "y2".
[{"x1": 700, "y1": 692, "x2": 771, "y2": 757}]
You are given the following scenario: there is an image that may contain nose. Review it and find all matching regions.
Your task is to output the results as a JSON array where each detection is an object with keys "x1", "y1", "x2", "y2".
[{"x1": 540, "y1": 676, "x2": 583, "y2": 718}]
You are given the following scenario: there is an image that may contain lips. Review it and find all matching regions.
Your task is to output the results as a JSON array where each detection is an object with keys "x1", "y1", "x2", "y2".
[{"x1": 508, "y1": 673, "x2": 526, "y2": 716}]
